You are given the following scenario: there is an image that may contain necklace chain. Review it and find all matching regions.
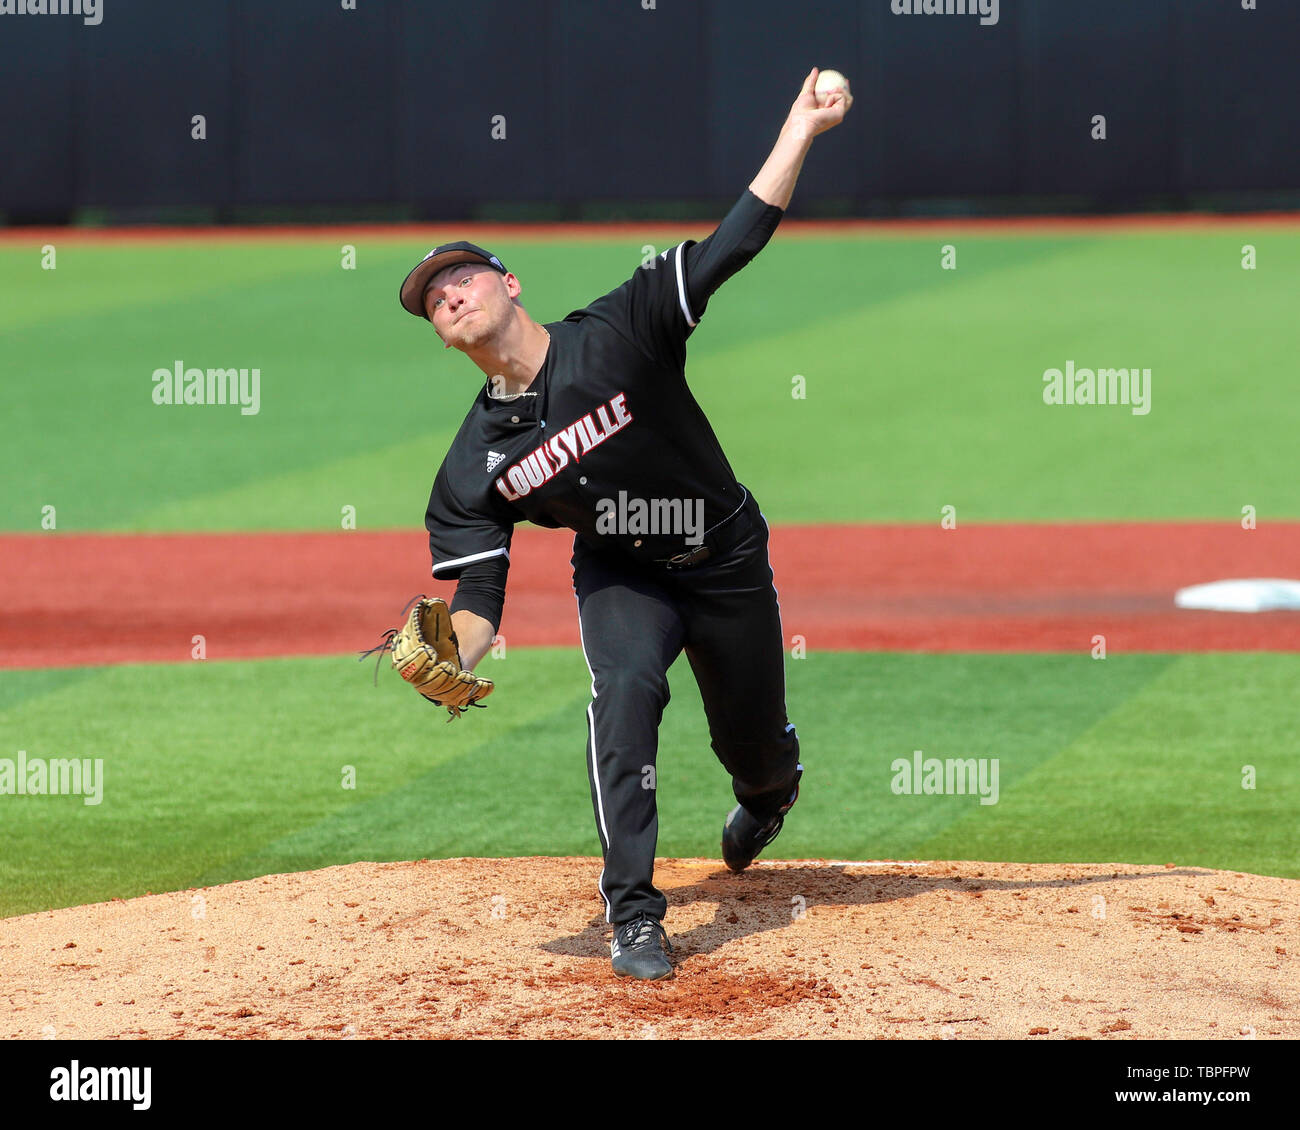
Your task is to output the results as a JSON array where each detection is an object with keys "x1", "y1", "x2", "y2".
[{"x1": 486, "y1": 326, "x2": 548, "y2": 401}]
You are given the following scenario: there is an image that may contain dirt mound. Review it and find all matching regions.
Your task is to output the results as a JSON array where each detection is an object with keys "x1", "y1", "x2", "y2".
[{"x1": 2, "y1": 858, "x2": 1295, "y2": 1040}]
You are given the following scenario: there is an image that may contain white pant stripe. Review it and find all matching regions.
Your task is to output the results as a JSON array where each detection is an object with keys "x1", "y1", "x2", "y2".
[{"x1": 575, "y1": 595, "x2": 613, "y2": 922}]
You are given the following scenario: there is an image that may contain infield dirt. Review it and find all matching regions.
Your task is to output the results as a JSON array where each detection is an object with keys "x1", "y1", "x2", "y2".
[
  {"x1": 3, "y1": 522, "x2": 1299, "y2": 669},
  {"x1": 2, "y1": 857, "x2": 1295, "y2": 1040}
]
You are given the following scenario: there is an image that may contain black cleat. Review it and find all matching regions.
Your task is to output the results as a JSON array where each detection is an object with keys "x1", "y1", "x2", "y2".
[
  {"x1": 722, "y1": 767, "x2": 802, "y2": 873},
  {"x1": 610, "y1": 913, "x2": 675, "y2": 980}
]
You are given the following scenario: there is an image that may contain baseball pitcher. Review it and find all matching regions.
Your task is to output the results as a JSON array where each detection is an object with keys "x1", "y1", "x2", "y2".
[{"x1": 390, "y1": 68, "x2": 852, "y2": 979}]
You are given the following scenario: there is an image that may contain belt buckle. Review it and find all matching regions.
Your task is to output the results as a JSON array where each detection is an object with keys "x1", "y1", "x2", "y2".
[{"x1": 666, "y1": 545, "x2": 711, "y2": 569}]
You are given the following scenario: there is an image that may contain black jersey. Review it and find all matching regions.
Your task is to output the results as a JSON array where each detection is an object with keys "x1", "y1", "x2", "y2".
[{"x1": 424, "y1": 188, "x2": 785, "y2": 630}]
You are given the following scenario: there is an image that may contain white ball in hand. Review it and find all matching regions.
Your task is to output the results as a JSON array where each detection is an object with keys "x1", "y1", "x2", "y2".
[{"x1": 814, "y1": 68, "x2": 850, "y2": 106}]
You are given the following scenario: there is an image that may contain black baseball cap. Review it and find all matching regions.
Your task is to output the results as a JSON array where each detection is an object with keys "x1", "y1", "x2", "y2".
[{"x1": 399, "y1": 241, "x2": 508, "y2": 320}]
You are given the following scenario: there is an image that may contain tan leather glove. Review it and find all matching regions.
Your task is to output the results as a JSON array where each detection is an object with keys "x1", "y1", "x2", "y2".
[{"x1": 389, "y1": 597, "x2": 494, "y2": 721}]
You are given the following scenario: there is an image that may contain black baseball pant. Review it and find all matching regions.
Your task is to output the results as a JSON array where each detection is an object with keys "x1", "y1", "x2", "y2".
[{"x1": 571, "y1": 493, "x2": 801, "y2": 926}]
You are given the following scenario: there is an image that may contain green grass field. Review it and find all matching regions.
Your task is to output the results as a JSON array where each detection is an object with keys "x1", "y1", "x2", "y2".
[
  {"x1": 1, "y1": 650, "x2": 1296, "y2": 918},
  {"x1": 3, "y1": 229, "x2": 1298, "y2": 531},
  {"x1": 2, "y1": 226, "x2": 1297, "y2": 917}
]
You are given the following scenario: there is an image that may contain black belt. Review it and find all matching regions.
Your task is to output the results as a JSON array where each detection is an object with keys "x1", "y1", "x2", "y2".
[{"x1": 654, "y1": 487, "x2": 753, "y2": 570}]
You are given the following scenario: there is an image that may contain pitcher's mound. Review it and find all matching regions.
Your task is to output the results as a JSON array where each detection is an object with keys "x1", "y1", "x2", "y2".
[{"x1": 3, "y1": 857, "x2": 1296, "y2": 1040}]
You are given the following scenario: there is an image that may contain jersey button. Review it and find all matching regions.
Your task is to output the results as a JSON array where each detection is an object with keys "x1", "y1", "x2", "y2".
[
  {"x1": 633, "y1": 539, "x2": 643, "y2": 547},
  {"x1": 510, "y1": 415, "x2": 520, "y2": 424},
  {"x1": 579, "y1": 476, "x2": 587, "y2": 485}
]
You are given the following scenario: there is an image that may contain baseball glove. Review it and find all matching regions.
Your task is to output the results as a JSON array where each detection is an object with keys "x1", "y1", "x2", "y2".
[{"x1": 363, "y1": 596, "x2": 494, "y2": 721}]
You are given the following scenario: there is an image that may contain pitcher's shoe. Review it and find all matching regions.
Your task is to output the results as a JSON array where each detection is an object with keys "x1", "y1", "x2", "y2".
[
  {"x1": 722, "y1": 765, "x2": 802, "y2": 873},
  {"x1": 611, "y1": 912, "x2": 675, "y2": 980}
]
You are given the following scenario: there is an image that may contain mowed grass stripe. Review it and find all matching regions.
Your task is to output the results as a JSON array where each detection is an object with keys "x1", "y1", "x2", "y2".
[
  {"x1": 7, "y1": 649, "x2": 1293, "y2": 919},
  {"x1": 6, "y1": 232, "x2": 1296, "y2": 530},
  {"x1": 0, "y1": 234, "x2": 1063, "y2": 530},
  {"x1": 914, "y1": 653, "x2": 1300, "y2": 879},
  {"x1": 0, "y1": 650, "x2": 590, "y2": 918},
  {"x1": 705, "y1": 234, "x2": 1300, "y2": 522}
]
